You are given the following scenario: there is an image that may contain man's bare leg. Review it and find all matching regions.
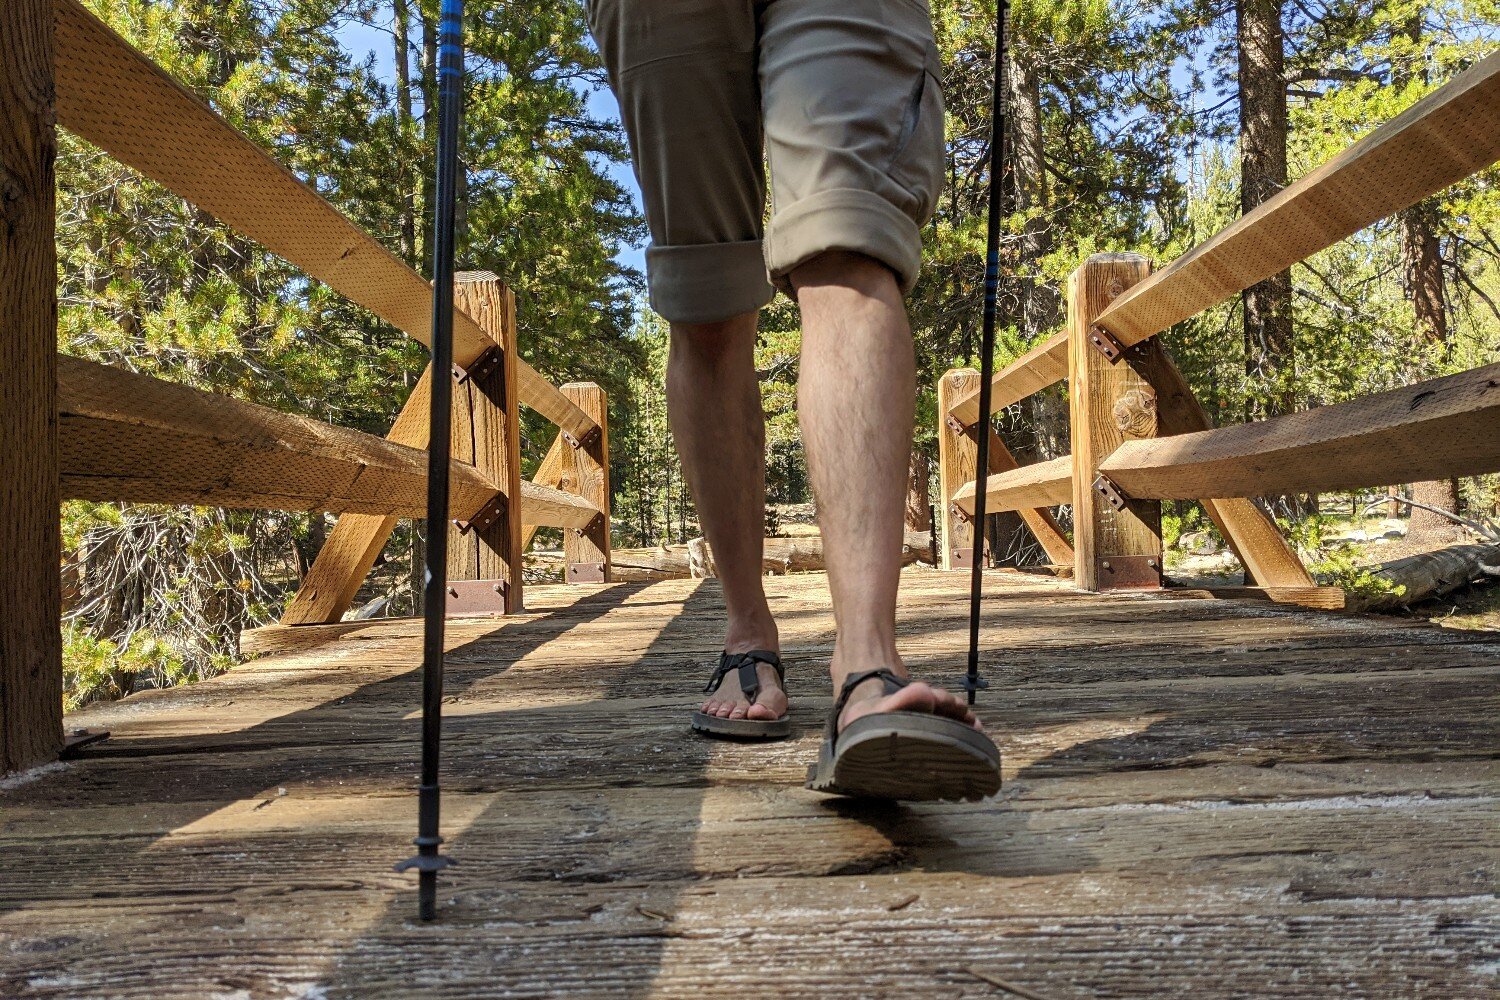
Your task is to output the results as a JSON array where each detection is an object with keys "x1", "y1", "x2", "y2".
[
  {"x1": 792, "y1": 252, "x2": 977, "y2": 732},
  {"x1": 667, "y1": 312, "x2": 786, "y2": 722}
]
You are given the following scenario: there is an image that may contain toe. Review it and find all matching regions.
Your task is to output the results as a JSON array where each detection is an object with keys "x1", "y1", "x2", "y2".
[
  {"x1": 715, "y1": 701, "x2": 736, "y2": 718},
  {"x1": 728, "y1": 703, "x2": 750, "y2": 720},
  {"x1": 746, "y1": 701, "x2": 778, "y2": 721}
]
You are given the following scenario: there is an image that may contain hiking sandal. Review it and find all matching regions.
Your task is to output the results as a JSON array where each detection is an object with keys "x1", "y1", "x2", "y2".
[
  {"x1": 805, "y1": 668, "x2": 1001, "y2": 801},
  {"x1": 691, "y1": 649, "x2": 791, "y2": 739}
]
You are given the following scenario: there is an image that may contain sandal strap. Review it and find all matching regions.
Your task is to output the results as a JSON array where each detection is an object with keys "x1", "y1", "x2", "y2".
[
  {"x1": 702, "y1": 649, "x2": 785, "y2": 701},
  {"x1": 827, "y1": 668, "x2": 909, "y2": 740}
]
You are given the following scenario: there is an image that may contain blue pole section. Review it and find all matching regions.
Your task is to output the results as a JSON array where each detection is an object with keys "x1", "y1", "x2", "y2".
[
  {"x1": 966, "y1": 0, "x2": 1007, "y2": 706},
  {"x1": 394, "y1": 0, "x2": 463, "y2": 923}
]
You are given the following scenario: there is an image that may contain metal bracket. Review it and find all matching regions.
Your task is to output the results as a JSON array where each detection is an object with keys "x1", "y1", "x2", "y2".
[
  {"x1": 949, "y1": 503, "x2": 971, "y2": 525},
  {"x1": 949, "y1": 547, "x2": 975, "y2": 570},
  {"x1": 567, "y1": 561, "x2": 606, "y2": 583},
  {"x1": 453, "y1": 345, "x2": 503, "y2": 385},
  {"x1": 1093, "y1": 474, "x2": 1129, "y2": 513},
  {"x1": 453, "y1": 491, "x2": 508, "y2": 534},
  {"x1": 1094, "y1": 554, "x2": 1162, "y2": 590},
  {"x1": 445, "y1": 578, "x2": 510, "y2": 616},
  {"x1": 1086, "y1": 324, "x2": 1125, "y2": 362},
  {"x1": 944, "y1": 414, "x2": 967, "y2": 435},
  {"x1": 61, "y1": 727, "x2": 110, "y2": 758},
  {"x1": 562, "y1": 425, "x2": 601, "y2": 451}
]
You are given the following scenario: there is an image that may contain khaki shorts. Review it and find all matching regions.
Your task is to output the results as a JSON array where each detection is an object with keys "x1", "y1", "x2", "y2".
[{"x1": 589, "y1": 0, "x2": 945, "y2": 324}]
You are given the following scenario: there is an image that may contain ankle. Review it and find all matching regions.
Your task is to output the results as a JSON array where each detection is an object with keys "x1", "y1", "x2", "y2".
[
  {"x1": 723, "y1": 609, "x2": 778, "y2": 654},
  {"x1": 830, "y1": 637, "x2": 904, "y2": 688}
]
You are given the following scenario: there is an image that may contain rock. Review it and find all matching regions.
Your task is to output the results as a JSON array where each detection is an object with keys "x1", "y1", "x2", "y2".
[{"x1": 1178, "y1": 530, "x2": 1222, "y2": 556}]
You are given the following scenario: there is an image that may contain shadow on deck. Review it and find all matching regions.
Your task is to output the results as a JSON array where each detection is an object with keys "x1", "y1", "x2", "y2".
[{"x1": 2, "y1": 570, "x2": 1497, "y2": 998}]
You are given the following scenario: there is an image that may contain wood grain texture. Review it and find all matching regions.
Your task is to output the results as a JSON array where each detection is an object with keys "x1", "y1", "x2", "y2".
[
  {"x1": 937, "y1": 369, "x2": 1073, "y2": 569},
  {"x1": 518, "y1": 430, "x2": 569, "y2": 550},
  {"x1": 58, "y1": 356, "x2": 503, "y2": 519},
  {"x1": 1094, "y1": 50, "x2": 1500, "y2": 348},
  {"x1": 448, "y1": 275, "x2": 524, "y2": 613},
  {"x1": 0, "y1": 0, "x2": 64, "y2": 774},
  {"x1": 6, "y1": 569, "x2": 1497, "y2": 996},
  {"x1": 953, "y1": 456, "x2": 1072, "y2": 513},
  {"x1": 521, "y1": 481, "x2": 603, "y2": 529},
  {"x1": 50, "y1": 0, "x2": 597, "y2": 440},
  {"x1": 1098, "y1": 363, "x2": 1500, "y2": 499},
  {"x1": 282, "y1": 367, "x2": 434, "y2": 625},
  {"x1": 1067, "y1": 255, "x2": 1162, "y2": 591},
  {"x1": 946, "y1": 332, "x2": 1068, "y2": 427},
  {"x1": 560, "y1": 383, "x2": 611, "y2": 582},
  {"x1": 1147, "y1": 346, "x2": 1314, "y2": 588}
]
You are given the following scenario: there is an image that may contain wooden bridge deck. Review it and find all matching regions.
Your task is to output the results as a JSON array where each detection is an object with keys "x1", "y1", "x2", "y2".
[{"x1": 2, "y1": 570, "x2": 1497, "y2": 998}]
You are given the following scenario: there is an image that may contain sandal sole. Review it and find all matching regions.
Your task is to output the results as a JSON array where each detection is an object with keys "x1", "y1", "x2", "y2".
[
  {"x1": 691, "y1": 711, "x2": 792, "y2": 740},
  {"x1": 805, "y1": 711, "x2": 1001, "y2": 801}
]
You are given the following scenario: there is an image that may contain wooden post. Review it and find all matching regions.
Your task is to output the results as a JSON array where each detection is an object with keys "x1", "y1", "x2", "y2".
[
  {"x1": 937, "y1": 370, "x2": 983, "y2": 570},
  {"x1": 1, "y1": 0, "x2": 64, "y2": 772},
  {"x1": 1068, "y1": 254, "x2": 1163, "y2": 592},
  {"x1": 446, "y1": 274, "x2": 524, "y2": 614},
  {"x1": 560, "y1": 383, "x2": 610, "y2": 583},
  {"x1": 938, "y1": 368, "x2": 1074, "y2": 570}
]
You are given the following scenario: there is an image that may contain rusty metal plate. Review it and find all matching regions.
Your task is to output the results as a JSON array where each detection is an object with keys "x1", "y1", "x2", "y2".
[
  {"x1": 567, "y1": 562, "x2": 607, "y2": 583},
  {"x1": 446, "y1": 578, "x2": 509, "y2": 616},
  {"x1": 1094, "y1": 555, "x2": 1162, "y2": 590},
  {"x1": 454, "y1": 492, "x2": 508, "y2": 535},
  {"x1": 1093, "y1": 474, "x2": 1129, "y2": 513},
  {"x1": 1086, "y1": 323, "x2": 1124, "y2": 362}
]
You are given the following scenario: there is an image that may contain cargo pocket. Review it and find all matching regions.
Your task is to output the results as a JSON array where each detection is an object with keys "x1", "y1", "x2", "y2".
[{"x1": 885, "y1": 48, "x2": 945, "y2": 225}]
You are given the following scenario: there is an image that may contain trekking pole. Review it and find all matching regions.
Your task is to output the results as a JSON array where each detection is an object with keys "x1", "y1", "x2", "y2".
[
  {"x1": 394, "y1": 0, "x2": 464, "y2": 922},
  {"x1": 965, "y1": 0, "x2": 1007, "y2": 707}
]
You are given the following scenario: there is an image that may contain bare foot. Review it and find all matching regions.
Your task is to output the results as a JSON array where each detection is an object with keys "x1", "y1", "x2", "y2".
[
  {"x1": 700, "y1": 653, "x2": 788, "y2": 722},
  {"x1": 836, "y1": 670, "x2": 980, "y2": 734}
]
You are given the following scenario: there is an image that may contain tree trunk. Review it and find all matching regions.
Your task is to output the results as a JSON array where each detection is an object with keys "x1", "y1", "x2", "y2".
[
  {"x1": 1353, "y1": 542, "x2": 1500, "y2": 612},
  {"x1": 1395, "y1": 12, "x2": 1458, "y2": 549},
  {"x1": 905, "y1": 449, "x2": 932, "y2": 533},
  {"x1": 1007, "y1": 46, "x2": 1060, "y2": 339},
  {"x1": 393, "y1": 0, "x2": 417, "y2": 263},
  {"x1": 1237, "y1": 0, "x2": 1295, "y2": 423}
]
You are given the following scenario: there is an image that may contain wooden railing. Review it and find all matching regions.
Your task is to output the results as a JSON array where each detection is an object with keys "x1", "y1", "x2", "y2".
[
  {"x1": 937, "y1": 50, "x2": 1500, "y2": 608},
  {"x1": 1, "y1": 0, "x2": 612, "y2": 769}
]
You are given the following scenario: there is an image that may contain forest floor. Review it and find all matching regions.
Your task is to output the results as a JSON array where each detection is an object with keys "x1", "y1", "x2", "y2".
[{"x1": 4, "y1": 569, "x2": 1497, "y2": 997}]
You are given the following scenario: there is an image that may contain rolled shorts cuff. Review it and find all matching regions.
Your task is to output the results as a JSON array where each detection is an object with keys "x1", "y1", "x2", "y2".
[
  {"x1": 646, "y1": 239, "x2": 776, "y2": 324},
  {"x1": 765, "y1": 188, "x2": 924, "y2": 297}
]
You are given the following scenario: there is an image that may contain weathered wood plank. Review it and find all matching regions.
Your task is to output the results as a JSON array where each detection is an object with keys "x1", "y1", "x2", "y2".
[
  {"x1": 1094, "y1": 50, "x2": 1500, "y2": 348},
  {"x1": 0, "y1": 0, "x2": 64, "y2": 774},
  {"x1": 57, "y1": 356, "x2": 502, "y2": 519},
  {"x1": 952, "y1": 456, "x2": 1072, "y2": 513},
  {"x1": 521, "y1": 481, "x2": 602, "y2": 529},
  {"x1": 5, "y1": 571, "x2": 1495, "y2": 996},
  {"x1": 1098, "y1": 363, "x2": 1500, "y2": 500},
  {"x1": 946, "y1": 331, "x2": 1068, "y2": 427}
]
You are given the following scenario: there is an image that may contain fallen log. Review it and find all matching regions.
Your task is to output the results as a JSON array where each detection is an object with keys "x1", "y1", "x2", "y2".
[
  {"x1": 536, "y1": 532, "x2": 935, "y2": 583},
  {"x1": 1351, "y1": 542, "x2": 1500, "y2": 612}
]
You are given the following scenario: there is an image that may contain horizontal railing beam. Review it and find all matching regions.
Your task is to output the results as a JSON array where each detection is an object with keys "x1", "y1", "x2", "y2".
[
  {"x1": 59, "y1": 356, "x2": 501, "y2": 520},
  {"x1": 52, "y1": 0, "x2": 596, "y2": 442},
  {"x1": 1097, "y1": 364, "x2": 1500, "y2": 499},
  {"x1": 520, "y1": 482, "x2": 602, "y2": 530},
  {"x1": 947, "y1": 332, "x2": 1069, "y2": 427},
  {"x1": 1093, "y1": 50, "x2": 1500, "y2": 350},
  {"x1": 953, "y1": 455, "x2": 1073, "y2": 514}
]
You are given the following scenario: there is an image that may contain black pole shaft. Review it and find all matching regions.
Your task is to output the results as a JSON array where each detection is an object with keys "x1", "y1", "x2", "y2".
[
  {"x1": 966, "y1": 0, "x2": 1006, "y2": 707},
  {"x1": 413, "y1": 0, "x2": 464, "y2": 923}
]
